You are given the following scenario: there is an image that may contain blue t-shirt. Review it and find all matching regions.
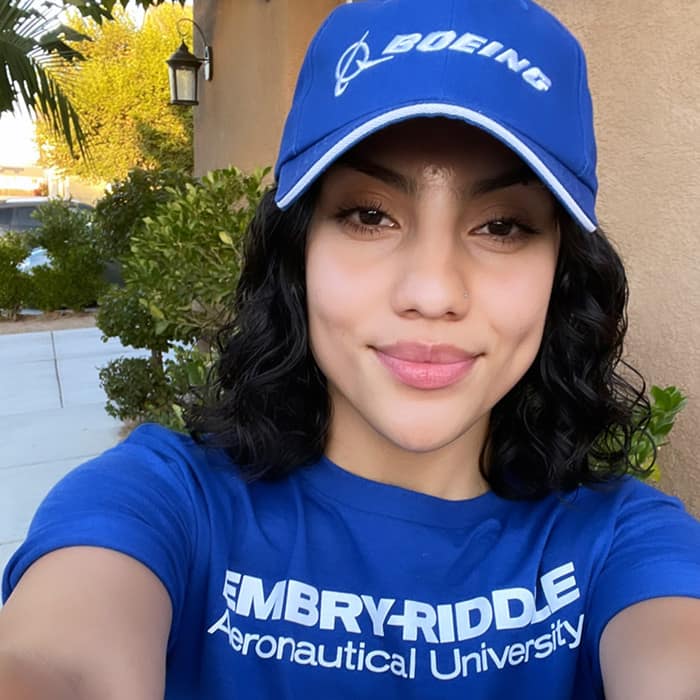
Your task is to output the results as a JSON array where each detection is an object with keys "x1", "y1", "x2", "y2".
[{"x1": 4, "y1": 424, "x2": 700, "y2": 698}]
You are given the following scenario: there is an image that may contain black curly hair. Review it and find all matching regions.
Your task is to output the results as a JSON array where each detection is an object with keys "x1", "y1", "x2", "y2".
[{"x1": 187, "y1": 185, "x2": 652, "y2": 498}]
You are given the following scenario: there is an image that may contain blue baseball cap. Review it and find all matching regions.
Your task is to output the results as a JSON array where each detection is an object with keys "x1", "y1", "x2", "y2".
[{"x1": 274, "y1": 0, "x2": 598, "y2": 232}]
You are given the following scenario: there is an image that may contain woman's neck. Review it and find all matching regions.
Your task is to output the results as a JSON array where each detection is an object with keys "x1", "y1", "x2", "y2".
[{"x1": 324, "y1": 415, "x2": 491, "y2": 501}]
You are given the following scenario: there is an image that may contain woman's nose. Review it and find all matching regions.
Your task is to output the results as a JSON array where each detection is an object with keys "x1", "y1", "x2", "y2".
[{"x1": 390, "y1": 227, "x2": 470, "y2": 320}]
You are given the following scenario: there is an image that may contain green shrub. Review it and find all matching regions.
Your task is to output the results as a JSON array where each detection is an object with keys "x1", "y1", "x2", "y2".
[
  {"x1": 126, "y1": 166, "x2": 269, "y2": 345},
  {"x1": 631, "y1": 385, "x2": 687, "y2": 481},
  {"x1": 165, "y1": 345, "x2": 211, "y2": 397},
  {"x1": 95, "y1": 166, "x2": 263, "y2": 425},
  {"x1": 99, "y1": 356, "x2": 174, "y2": 423},
  {"x1": 98, "y1": 345, "x2": 212, "y2": 430},
  {"x1": 30, "y1": 201, "x2": 95, "y2": 259},
  {"x1": 0, "y1": 233, "x2": 32, "y2": 319},
  {"x1": 594, "y1": 384, "x2": 687, "y2": 481},
  {"x1": 97, "y1": 285, "x2": 170, "y2": 355},
  {"x1": 26, "y1": 264, "x2": 104, "y2": 312},
  {"x1": 157, "y1": 345, "x2": 213, "y2": 431},
  {"x1": 92, "y1": 168, "x2": 195, "y2": 261},
  {"x1": 96, "y1": 282, "x2": 173, "y2": 424},
  {"x1": 27, "y1": 201, "x2": 107, "y2": 311}
]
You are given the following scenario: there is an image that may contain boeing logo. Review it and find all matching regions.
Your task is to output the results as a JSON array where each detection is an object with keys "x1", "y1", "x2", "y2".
[
  {"x1": 335, "y1": 31, "x2": 395, "y2": 97},
  {"x1": 334, "y1": 30, "x2": 552, "y2": 97}
]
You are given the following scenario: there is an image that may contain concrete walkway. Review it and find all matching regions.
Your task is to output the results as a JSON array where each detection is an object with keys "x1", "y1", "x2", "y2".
[{"x1": 0, "y1": 327, "x2": 149, "y2": 578}]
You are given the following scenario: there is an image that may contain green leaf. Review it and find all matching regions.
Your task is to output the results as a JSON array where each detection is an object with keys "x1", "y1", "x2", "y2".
[
  {"x1": 154, "y1": 319, "x2": 170, "y2": 335},
  {"x1": 149, "y1": 302, "x2": 165, "y2": 320},
  {"x1": 0, "y1": 0, "x2": 89, "y2": 157}
]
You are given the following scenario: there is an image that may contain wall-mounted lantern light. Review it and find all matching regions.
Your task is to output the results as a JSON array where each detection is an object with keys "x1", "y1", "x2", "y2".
[{"x1": 166, "y1": 18, "x2": 212, "y2": 106}]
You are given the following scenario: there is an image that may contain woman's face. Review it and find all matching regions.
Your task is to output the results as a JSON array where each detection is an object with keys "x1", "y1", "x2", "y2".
[{"x1": 305, "y1": 119, "x2": 560, "y2": 476}]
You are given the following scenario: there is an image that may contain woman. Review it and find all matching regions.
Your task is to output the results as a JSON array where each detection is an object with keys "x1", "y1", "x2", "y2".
[{"x1": 1, "y1": 0, "x2": 699, "y2": 698}]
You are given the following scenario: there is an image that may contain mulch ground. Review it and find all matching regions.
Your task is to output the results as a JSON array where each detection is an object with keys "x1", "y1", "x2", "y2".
[{"x1": 0, "y1": 310, "x2": 97, "y2": 335}]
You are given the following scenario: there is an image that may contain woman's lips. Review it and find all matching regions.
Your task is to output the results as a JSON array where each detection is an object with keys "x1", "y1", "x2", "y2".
[{"x1": 373, "y1": 343, "x2": 478, "y2": 390}]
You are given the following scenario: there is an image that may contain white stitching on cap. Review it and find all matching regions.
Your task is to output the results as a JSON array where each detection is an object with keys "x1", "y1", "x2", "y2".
[{"x1": 276, "y1": 103, "x2": 596, "y2": 233}]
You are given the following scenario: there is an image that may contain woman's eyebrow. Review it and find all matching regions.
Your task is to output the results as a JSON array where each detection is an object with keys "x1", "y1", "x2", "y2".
[
  {"x1": 335, "y1": 157, "x2": 416, "y2": 195},
  {"x1": 334, "y1": 159, "x2": 538, "y2": 198},
  {"x1": 471, "y1": 166, "x2": 539, "y2": 196}
]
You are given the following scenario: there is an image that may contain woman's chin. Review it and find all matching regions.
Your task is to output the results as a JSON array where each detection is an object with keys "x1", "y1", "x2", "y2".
[{"x1": 374, "y1": 420, "x2": 479, "y2": 456}]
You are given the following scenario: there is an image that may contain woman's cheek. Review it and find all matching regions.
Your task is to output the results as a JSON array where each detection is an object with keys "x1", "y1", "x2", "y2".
[
  {"x1": 479, "y1": 266, "x2": 554, "y2": 339},
  {"x1": 308, "y1": 233, "x2": 388, "y2": 319},
  {"x1": 306, "y1": 247, "x2": 367, "y2": 362},
  {"x1": 308, "y1": 255, "x2": 354, "y2": 322}
]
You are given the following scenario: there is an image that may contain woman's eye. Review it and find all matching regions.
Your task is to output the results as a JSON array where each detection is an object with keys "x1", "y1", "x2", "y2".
[
  {"x1": 335, "y1": 204, "x2": 397, "y2": 234},
  {"x1": 479, "y1": 219, "x2": 517, "y2": 237},
  {"x1": 473, "y1": 218, "x2": 537, "y2": 240},
  {"x1": 354, "y1": 208, "x2": 392, "y2": 227}
]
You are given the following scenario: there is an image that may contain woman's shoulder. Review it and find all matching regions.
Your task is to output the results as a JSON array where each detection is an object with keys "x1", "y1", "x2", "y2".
[
  {"x1": 570, "y1": 476, "x2": 695, "y2": 526},
  {"x1": 504, "y1": 477, "x2": 700, "y2": 563},
  {"x1": 85, "y1": 422, "x2": 240, "y2": 494},
  {"x1": 116, "y1": 422, "x2": 225, "y2": 468},
  {"x1": 533, "y1": 476, "x2": 695, "y2": 525},
  {"x1": 1, "y1": 424, "x2": 247, "y2": 609}
]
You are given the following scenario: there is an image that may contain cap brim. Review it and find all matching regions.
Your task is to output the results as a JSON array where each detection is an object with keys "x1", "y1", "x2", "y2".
[{"x1": 275, "y1": 103, "x2": 597, "y2": 233}]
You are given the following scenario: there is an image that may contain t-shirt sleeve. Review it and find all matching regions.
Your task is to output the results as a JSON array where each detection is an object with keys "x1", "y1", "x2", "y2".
[
  {"x1": 1, "y1": 424, "x2": 199, "y2": 639},
  {"x1": 585, "y1": 479, "x2": 700, "y2": 678}
]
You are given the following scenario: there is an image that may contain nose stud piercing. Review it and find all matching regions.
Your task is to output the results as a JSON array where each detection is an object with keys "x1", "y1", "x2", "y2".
[{"x1": 463, "y1": 292, "x2": 469, "y2": 299}]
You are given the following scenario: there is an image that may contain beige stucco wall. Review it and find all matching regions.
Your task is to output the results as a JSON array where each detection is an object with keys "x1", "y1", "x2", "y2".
[
  {"x1": 193, "y1": 0, "x2": 338, "y2": 175},
  {"x1": 194, "y1": 0, "x2": 700, "y2": 516}
]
